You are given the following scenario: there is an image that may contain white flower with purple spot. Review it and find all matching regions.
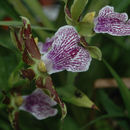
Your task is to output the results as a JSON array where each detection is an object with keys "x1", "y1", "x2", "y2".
[
  {"x1": 19, "y1": 88, "x2": 58, "y2": 120},
  {"x1": 38, "y1": 25, "x2": 92, "y2": 74},
  {"x1": 94, "y1": 6, "x2": 130, "y2": 36}
]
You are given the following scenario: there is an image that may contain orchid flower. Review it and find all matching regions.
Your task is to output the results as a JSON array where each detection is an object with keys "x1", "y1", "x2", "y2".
[
  {"x1": 94, "y1": 6, "x2": 130, "y2": 36},
  {"x1": 38, "y1": 25, "x2": 92, "y2": 74},
  {"x1": 19, "y1": 88, "x2": 58, "y2": 120}
]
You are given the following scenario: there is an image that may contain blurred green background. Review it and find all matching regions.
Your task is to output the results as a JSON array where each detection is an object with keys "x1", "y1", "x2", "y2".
[{"x1": 0, "y1": 0, "x2": 130, "y2": 130}]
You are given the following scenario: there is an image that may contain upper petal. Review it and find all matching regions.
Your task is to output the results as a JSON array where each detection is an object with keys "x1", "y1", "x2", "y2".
[
  {"x1": 38, "y1": 37, "x2": 54, "y2": 54},
  {"x1": 41, "y1": 25, "x2": 91, "y2": 74},
  {"x1": 94, "y1": 5, "x2": 130, "y2": 36},
  {"x1": 98, "y1": 6, "x2": 114, "y2": 17}
]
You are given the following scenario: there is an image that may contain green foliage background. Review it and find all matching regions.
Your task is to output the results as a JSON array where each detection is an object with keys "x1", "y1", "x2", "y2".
[{"x1": 0, "y1": 0, "x2": 130, "y2": 130}]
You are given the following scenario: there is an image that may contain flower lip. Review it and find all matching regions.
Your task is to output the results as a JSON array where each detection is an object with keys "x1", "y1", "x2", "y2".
[
  {"x1": 94, "y1": 5, "x2": 130, "y2": 36},
  {"x1": 39, "y1": 25, "x2": 91, "y2": 74},
  {"x1": 19, "y1": 88, "x2": 58, "y2": 120}
]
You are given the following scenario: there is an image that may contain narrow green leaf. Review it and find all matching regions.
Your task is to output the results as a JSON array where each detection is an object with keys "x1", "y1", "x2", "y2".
[
  {"x1": 0, "y1": 0, "x2": 19, "y2": 19},
  {"x1": 57, "y1": 86, "x2": 98, "y2": 110},
  {"x1": 7, "y1": 0, "x2": 37, "y2": 24},
  {"x1": 103, "y1": 59, "x2": 130, "y2": 118},
  {"x1": 7, "y1": 0, "x2": 49, "y2": 40},
  {"x1": 86, "y1": 46, "x2": 102, "y2": 60},
  {"x1": 31, "y1": 26, "x2": 56, "y2": 33},
  {"x1": 98, "y1": 90, "x2": 130, "y2": 130},
  {"x1": 81, "y1": 114, "x2": 125, "y2": 129},
  {"x1": 0, "y1": 21, "x2": 22, "y2": 26},
  {"x1": 98, "y1": 90, "x2": 123, "y2": 115},
  {"x1": 0, "y1": 21, "x2": 56, "y2": 33},
  {"x1": 71, "y1": 0, "x2": 88, "y2": 21},
  {"x1": 22, "y1": 0, "x2": 53, "y2": 28}
]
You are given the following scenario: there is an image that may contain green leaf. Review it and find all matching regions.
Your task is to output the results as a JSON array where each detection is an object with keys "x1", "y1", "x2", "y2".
[
  {"x1": 81, "y1": 114, "x2": 125, "y2": 129},
  {"x1": 62, "y1": 116, "x2": 79, "y2": 130},
  {"x1": 103, "y1": 59, "x2": 130, "y2": 118},
  {"x1": 22, "y1": 0, "x2": 53, "y2": 28},
  {"x1": 0, "y1": 21, "x2": 22, "y2": 26},
  {"x1": 98, "y1": 91, "x2": 130, "y2": 130},
  {"x1": 0, "y1": 31, "x2": 16, "y2": 51},
  {"x1": 8, "y1": 61, "x2": 28, "y2": 88},
  {"x1": 7, "y1": 0, "x2": 49, "y2": 41},
  {"x1": 98, "y1": 90, "x2": 123, "y2": 115},
  {"x1": 57, "y1": 86, "x2": 98, "y2": 109},
  {"x1": 0, "y1": 119, "x2": 11, "y2": 130},
  {"x1": 66, "y1": 72, "x2": 78, "y2": 85},
  {"x1": 0, "y1": 47, "x2": 18, "y2": 89},
  {"x1": 86, "y1": 46, "x2": 102, "y2": 60},
  {"x1": 0, "y1": 21, "x2": 56, "y2": 33},
  {"x1": 0, "y1": 0, "x2": 19, "y2": 19},
  {"x1": 79, "y1": 12, "x2": 96, "y2": 36},
  {"x1": 71, "y1": 0, "x2": 88, "y2": 21},
  {"x1": 77, "y1": 22, "x2": 95, "y2": 37}
]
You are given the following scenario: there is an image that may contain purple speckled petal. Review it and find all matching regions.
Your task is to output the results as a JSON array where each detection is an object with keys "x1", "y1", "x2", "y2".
[
  {"x1": 19, "y1": 88, "x2": 57, "y2": 120},
  {"x1": 38, "y1": 37, "x2": 54, "y2": 54},
  {"x1": 94, "y1": 6, "x2": 130, "y2": 36},
  {"x1": 41, "y1": 25, "x2": 91, "y2": 74}
]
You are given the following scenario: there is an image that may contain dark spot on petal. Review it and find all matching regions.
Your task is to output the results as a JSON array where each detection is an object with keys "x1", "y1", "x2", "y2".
[{"x1": 74, "y1": 90, "x2": 82, "y2": 98}]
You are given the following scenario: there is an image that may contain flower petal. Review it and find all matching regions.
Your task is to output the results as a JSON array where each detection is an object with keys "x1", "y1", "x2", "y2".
[
  {"x1": 38, "y1": 37, "x2": 54, "y2": 54},
  {"x1": 94, "y1": 6, "x2": 130, "y2": 36},
  {"x1": 41, "y1": 25, "x2": 91, "y2": 74},
  {"x1": 19, "y1": 88, "x2": 57, "y2": 120}
]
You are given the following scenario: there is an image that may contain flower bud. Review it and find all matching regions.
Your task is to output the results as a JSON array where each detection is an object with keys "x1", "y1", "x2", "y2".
[{"x1": 38, "y1": 60, "x2": 47, "y2": 73}]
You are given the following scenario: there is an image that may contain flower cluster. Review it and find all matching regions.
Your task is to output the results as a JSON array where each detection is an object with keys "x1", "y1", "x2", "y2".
[
  {"x1": 18, "y1": 5, "x2": 130, "y2": 120},
  {"x1": 6, "y1": 3, "x2": 130, "y2": 129},
  {"x1": 17, "y1": 20, "x2": 92, "y2": 120}
]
